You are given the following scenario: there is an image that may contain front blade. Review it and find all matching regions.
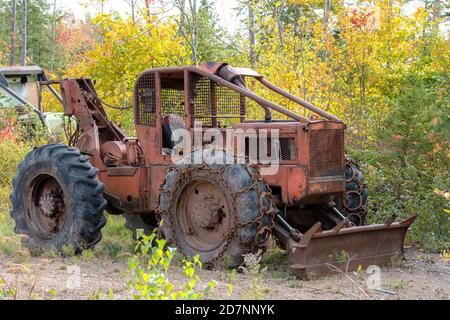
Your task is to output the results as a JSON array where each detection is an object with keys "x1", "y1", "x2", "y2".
[{"x1": 287, "y1": 215, "x2": 417, "y2": 279}]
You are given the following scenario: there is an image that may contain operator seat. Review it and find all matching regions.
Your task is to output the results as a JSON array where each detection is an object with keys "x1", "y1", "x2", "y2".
[{"x1": 162, "y1": 114, "x2": 186, "y2": 152}]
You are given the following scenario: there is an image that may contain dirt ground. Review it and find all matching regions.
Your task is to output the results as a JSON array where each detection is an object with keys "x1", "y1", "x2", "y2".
[{"x1": 0, "y1": 247, "x2": 448, "y2": 300}]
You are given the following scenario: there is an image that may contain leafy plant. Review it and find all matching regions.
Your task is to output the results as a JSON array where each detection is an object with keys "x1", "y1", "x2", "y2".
[
  {"x1": 127, "y1": 229, "x2": 217, "y2": 300},
  {"x1": 239, "y1": 251, "x2": 270, "y2": 300}
]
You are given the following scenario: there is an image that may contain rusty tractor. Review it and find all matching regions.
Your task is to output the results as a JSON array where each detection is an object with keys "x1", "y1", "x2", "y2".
[{"x1": 10, "y1": 63, "x2": 416, "y2": 278}]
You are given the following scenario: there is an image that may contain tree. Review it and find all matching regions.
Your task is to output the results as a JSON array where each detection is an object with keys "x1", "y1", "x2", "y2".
[
  {"x1": 124, "y1": 0, "x2": 138, "y2": 22},
  {"x1": 174, "y1": 0, "x2": 199, "y2": 65},
  {"x1": 20, "y1": 0, "x2": 26, "y2": 65},
  {"x1": 50, "y1": 0, "x2": 57, "y2": 71},
  {"x1": 195, "y1": 0, "x2": 237, "y2": 63},
  {"x1": 1, "y1": 0, "x2": 67, "y2": 68},
  {"x1": 247, "y1": 0, "x2": 256, "y2": 66},
  {"x1": 65, "y1": 14, "x2": 187, "y2": 131},
  {"x1": 323, "y1": 0, "x2": 331, "y2": 26},
  {"x1": 9, "y1": 0, "x2": 17, "y2": 65}
]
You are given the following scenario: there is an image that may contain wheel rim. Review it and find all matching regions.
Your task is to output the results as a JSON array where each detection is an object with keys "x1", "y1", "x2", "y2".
[
  {"x1": 174, "y1": 179, "x2": 232, "y2": 253},
  {"x1": 25, "y1": 174, "x2": 67, "y2": 239}
]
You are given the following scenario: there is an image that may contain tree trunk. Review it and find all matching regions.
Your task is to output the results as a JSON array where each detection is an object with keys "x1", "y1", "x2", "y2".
[
  {"x1": 20, "y1": 0, "x2": 27, "y2": 66},
  {"x1": 276, "y1": 0, "x2": 285, "y2": 49},
  {"x1": 144, "y1": 0, "x2": 151, "y2": 17},
  {"x1": 432, "y1": 0, "x2": 441, "y2": 21},
  {"x1": 9, "y1": 0, "x2": 17, "y2": 66},
  {"x1": 432, "y1": 0, "x2": 441, "y2": 33},
  {"x1": 323, "y1": 0, "x2": 331, "y2": 26},
  {"x1": 50, "y1": 0, "x2": 57, "y2": 72},
  {"x1": 248, "y1": 1, "x2": 256, "y2": 67},
  {"x1": 177, "y1": 0, "x2": 186, "y2": 63},
  {"x1": 179, "y1": 0, "x2": 186, "y2": 32},
  {"x1": 131, "y1": 0, "x2": 136, "y2": 22},
  {"x1": 188, "y1": 0, "x2": 198, "y2": 65}
]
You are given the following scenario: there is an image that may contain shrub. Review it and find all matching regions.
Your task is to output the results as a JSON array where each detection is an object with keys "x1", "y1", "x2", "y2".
[
  {"x1": 0, "y1": 135, "x2": 31, "y2": 189},
  {"x1": 127, "y1": 229, "x2": 217, "y2": 300},
  {"x1": 349, "y1": 75, "x2": 450, "y2": 251}
]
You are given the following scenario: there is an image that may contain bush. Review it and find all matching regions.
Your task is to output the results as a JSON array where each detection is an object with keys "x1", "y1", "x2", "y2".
[
  {"x1": 0, "y1": 109, "x2": 53, "y2": 186},
  {"x1": 0, "y1": 137, "x2": 30, "y2": 189},
  {"x1": 349, "y1": 75, "x2": 450, "y2": 251},
  {"x1": 0, "y1": 127, "x2": 31, "y2": 239},
  {"x1": 127, "y1": 230, "x2": 217, "y2": 300},
  {"x1": 0, "y1": 111, "x2": 52, "y2": 258},
  {"x1": 363, "y1": 163, "x2": 449, "y2": 251}
]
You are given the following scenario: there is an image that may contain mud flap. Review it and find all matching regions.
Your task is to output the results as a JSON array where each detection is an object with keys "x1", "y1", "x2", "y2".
[{"x1": 287, "y1": 215, "x2": 418, "y2": 279}]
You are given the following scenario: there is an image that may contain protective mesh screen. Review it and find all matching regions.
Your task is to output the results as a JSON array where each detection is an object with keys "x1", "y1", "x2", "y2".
[
  {"x1": 189, "y1": 76, "x2": 245, "y2": 128},
  {"x1": 134, "y1": 72, "x2": 156, "y2": 126},
  {"x1": 245, "y1": 137, "x2": 296, "y2": 162},
  {"x1": 161, "y1": 87, "x2": 185, "y2": 119}
]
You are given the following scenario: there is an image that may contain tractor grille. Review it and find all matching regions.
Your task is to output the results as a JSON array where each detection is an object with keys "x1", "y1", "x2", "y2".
[
  {"x1": 309, "y1": 129, "x2": 343, "y2": 177},
  {"x1": 245, "y1": 137, "x2": 296, "y2": 162}
]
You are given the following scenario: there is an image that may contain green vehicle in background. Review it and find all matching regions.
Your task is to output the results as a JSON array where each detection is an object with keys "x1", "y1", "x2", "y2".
[{"x1": 0, "y1": 66, "x2": 65, "y2": 136}]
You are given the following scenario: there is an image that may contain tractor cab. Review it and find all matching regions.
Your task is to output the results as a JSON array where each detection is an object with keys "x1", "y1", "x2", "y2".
[
  {"x1": 0, "y1": 66, "x2": 65, "y2": 135},
  {"x1": 133, "y1": 63, "x2": 346, "y2": 207}
]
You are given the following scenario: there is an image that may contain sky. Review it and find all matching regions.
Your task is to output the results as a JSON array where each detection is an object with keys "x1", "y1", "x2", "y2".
[
  {"x1": 61, "y1": 0, "x2": 241, "y2": 33},
  {"x1": 60, "y1": 0, "x2": 448, "y2": 34}
]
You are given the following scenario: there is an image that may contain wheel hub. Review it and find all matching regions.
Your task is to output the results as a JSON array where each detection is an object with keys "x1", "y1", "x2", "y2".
[
  {"x1": 175, "y1": 179, "x2": 232, "y2": 252},
  {"x1": 25, "y1": 174, "x2": 67, "y2": 239},
  {"x1": 191, "y1": 197, "x2": 225, "y2": 230},
  {"x1": 39, "y1": 193, "x2": 64, "y2": 218}
]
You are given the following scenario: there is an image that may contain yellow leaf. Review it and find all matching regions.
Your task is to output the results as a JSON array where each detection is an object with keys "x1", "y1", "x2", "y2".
[{"x1": 442, "y1": 251, "x2": 450, "y2": 262}]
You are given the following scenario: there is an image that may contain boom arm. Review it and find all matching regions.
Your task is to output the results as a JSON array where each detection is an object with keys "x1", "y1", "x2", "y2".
[{"x1": 58, "y1": 78, "x2": 125, "y2": 153}]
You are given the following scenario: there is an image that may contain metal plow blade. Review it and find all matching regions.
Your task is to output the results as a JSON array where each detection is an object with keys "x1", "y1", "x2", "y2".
[{"x1": 287, "y1": 215, "x2": 418, "y2": 279}]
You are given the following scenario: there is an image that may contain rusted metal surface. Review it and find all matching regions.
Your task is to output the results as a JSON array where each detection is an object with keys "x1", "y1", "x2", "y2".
[
  {"x1": 174, "y1": 178, "x2": 232, "y2": 252},
  {"x1": 287, "y1": 215, "x2": 418, "y2": 279}
]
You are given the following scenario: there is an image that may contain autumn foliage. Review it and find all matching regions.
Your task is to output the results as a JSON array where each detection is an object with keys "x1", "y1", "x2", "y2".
[{"x1": 0, "y1": 0, "x2": 448, "y2": 250}]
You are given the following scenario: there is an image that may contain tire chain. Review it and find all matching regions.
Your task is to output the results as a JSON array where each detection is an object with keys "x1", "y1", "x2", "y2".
[
  {"x1": 156, "y1": 155, "x2": 277, "y2": 268},
  {"x1": 343, "y1": 156, "x2": 369, "y2": 225}
]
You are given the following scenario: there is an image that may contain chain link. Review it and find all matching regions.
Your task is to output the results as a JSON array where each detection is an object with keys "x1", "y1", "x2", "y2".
[{"x1": 343, "y1": 156, "x2": 368, "y2": 224}]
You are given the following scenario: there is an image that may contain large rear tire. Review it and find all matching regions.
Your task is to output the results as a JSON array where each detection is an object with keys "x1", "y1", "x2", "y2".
[
  {"x1": 157, "y1": 149, "x2": 275, "y2": 268},
  {"x1": 10, "y1": 144, "x2": 107, "y2": 253}
]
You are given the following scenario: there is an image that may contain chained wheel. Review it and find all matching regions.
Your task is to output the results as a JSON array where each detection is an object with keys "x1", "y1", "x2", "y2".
[
  {"x1": 157, "y1": 148, "x2": 275, "y2": 268},
  {"x1": 340, "y1": 157, "x2": 369, "y2": 226},
  {"x1": 10, "y1": 144, "x2": 107, "y2": 253}
]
